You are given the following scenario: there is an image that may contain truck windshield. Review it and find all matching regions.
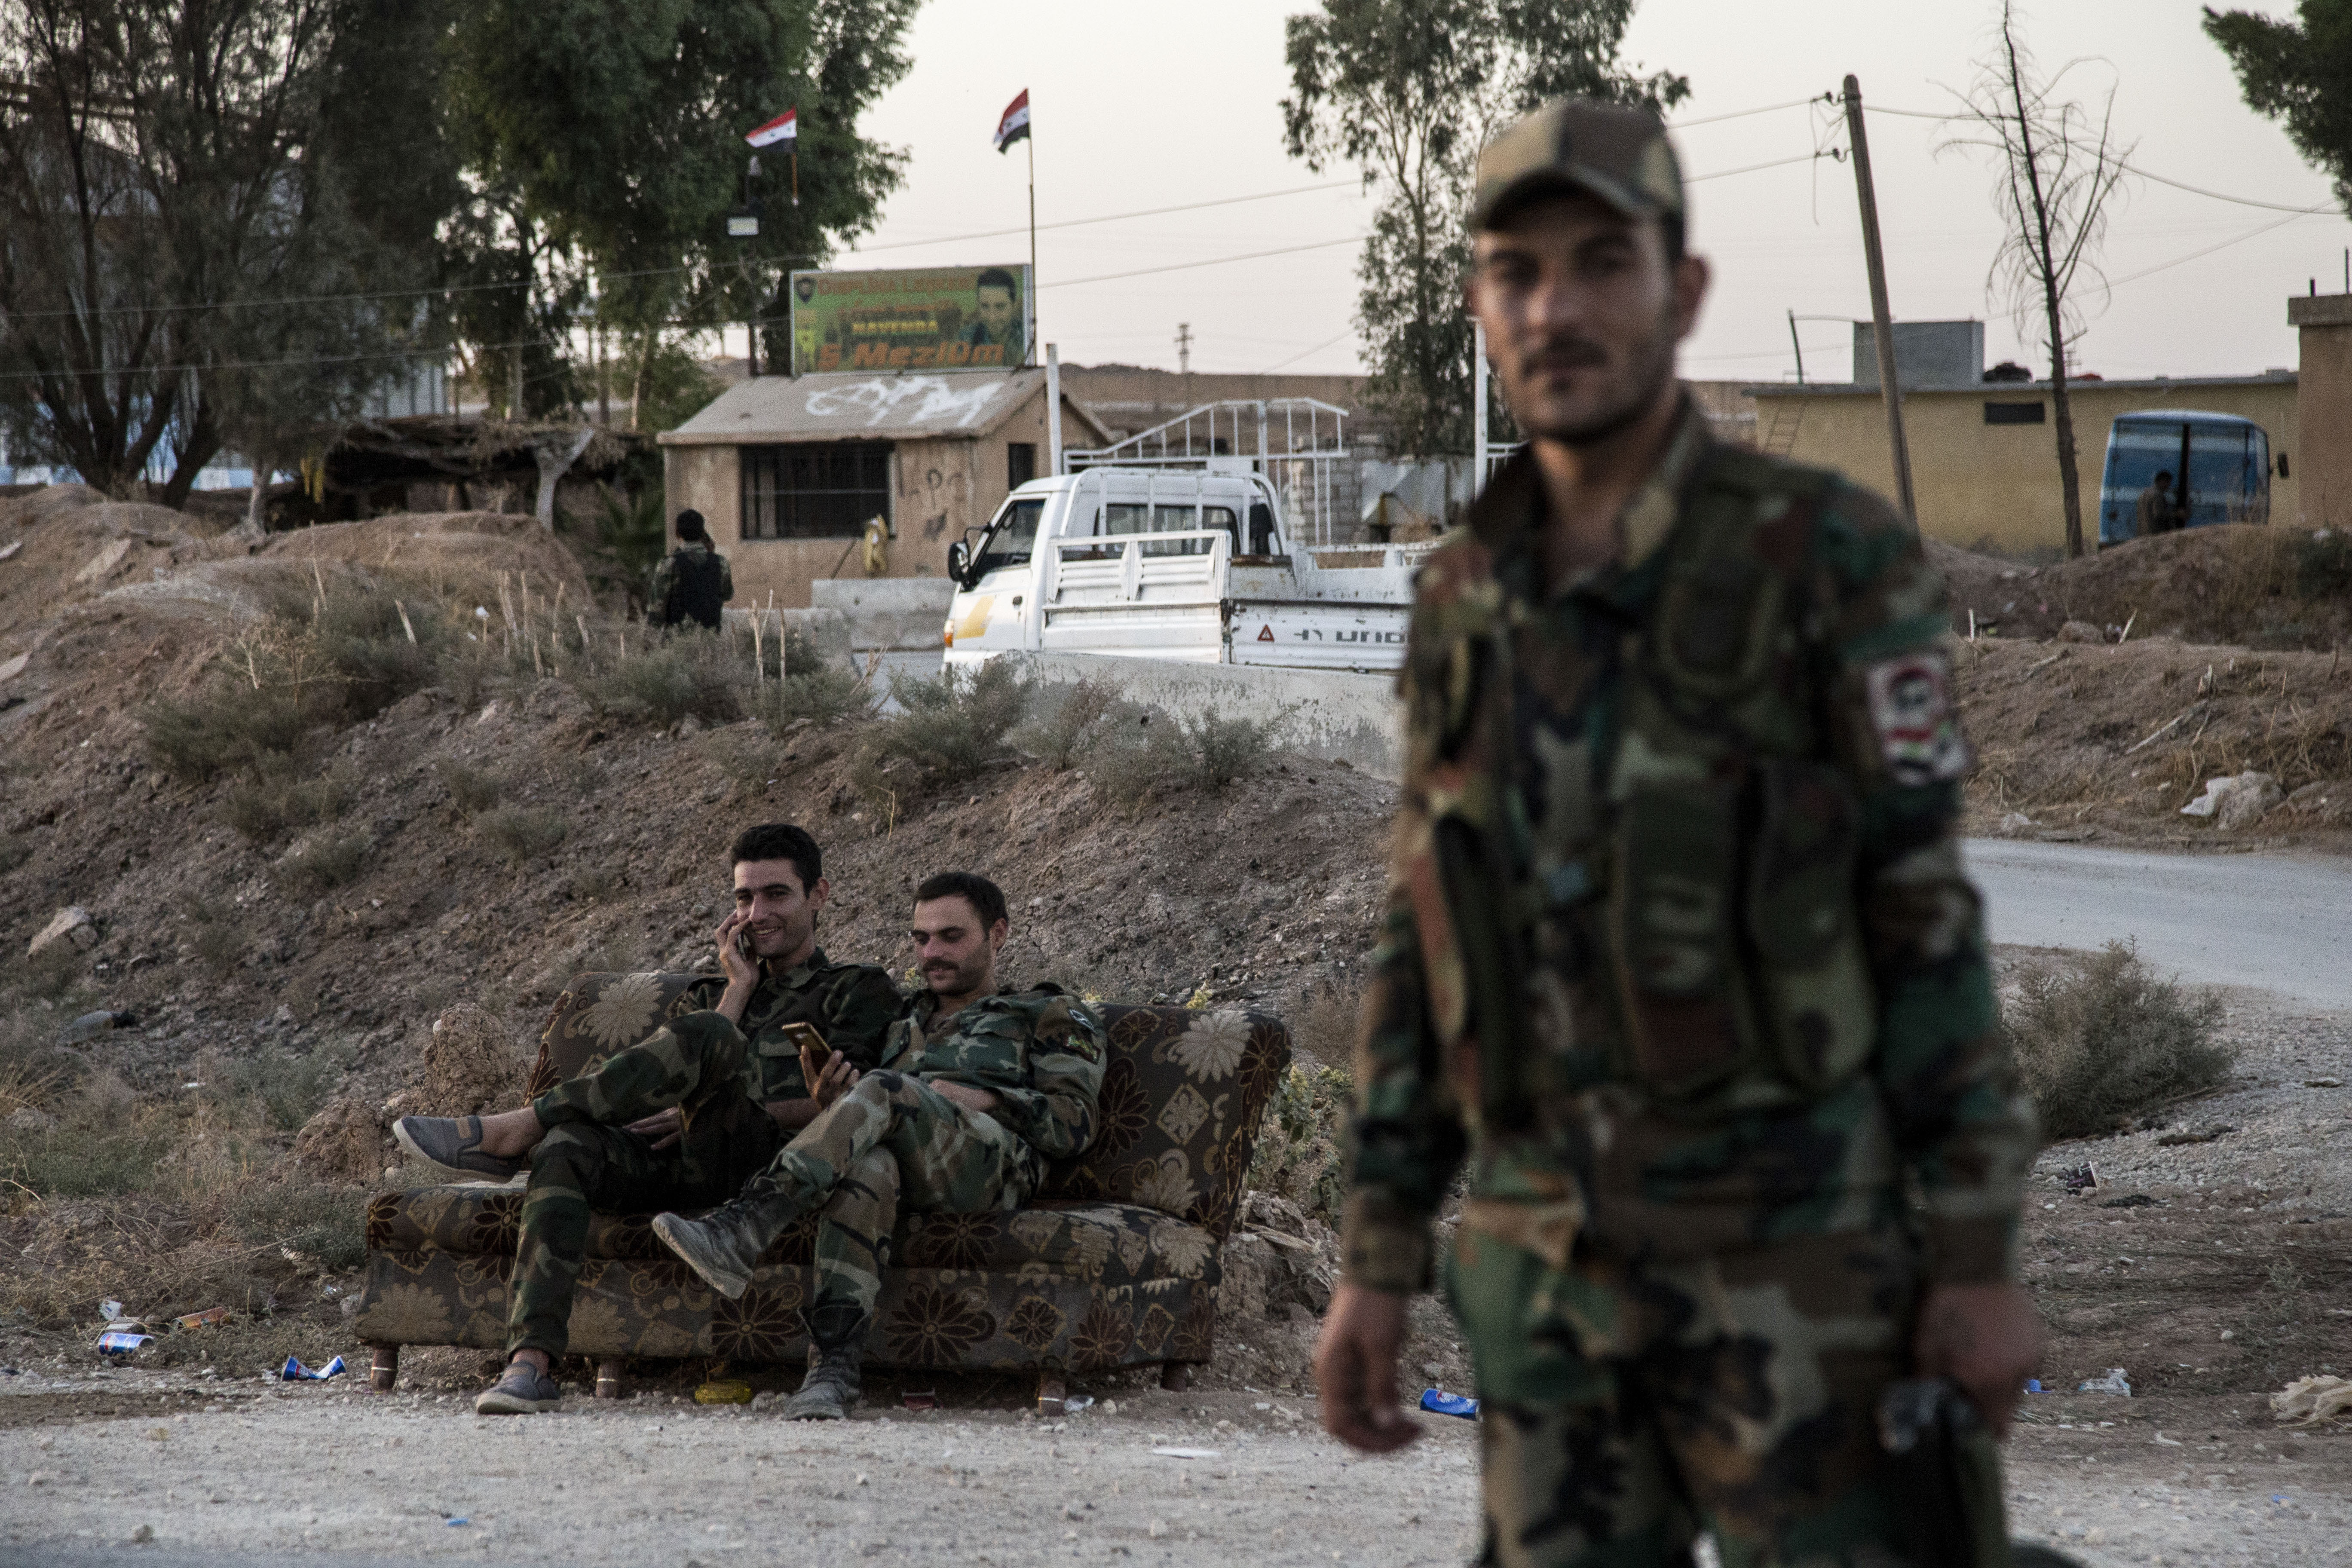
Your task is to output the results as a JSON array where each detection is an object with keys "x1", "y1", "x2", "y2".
[{"x1": 974, "y1": 498, "x2": 1046, "y2": 576}]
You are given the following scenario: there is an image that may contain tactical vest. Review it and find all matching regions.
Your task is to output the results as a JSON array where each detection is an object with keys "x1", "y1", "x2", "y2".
[
  {"x1": 663, "y1": 548, "x2": 727, "y2": 629},
  {"x1": 1410, "y1": 445, "x2": 1878, "y2": 1131}
]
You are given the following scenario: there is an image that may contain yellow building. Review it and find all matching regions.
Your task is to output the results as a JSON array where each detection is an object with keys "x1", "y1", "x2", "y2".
[
  {"x1": 1745, "y1": 372, "x2": 2300, "y2": 556},
  {"x1": 659, "y1": 367, "x2": 1108, "y2": 609}
]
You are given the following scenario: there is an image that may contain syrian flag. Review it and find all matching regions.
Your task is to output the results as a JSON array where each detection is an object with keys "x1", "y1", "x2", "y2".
[
  {"x1": 746, "y1": 108, "x2": 797, "y2": 148},
  {"x1": 993, "y1": 90, "x2": 1030, "y2": 154}
]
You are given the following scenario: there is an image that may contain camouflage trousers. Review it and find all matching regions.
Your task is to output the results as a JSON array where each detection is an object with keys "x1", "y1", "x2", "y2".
[
  {"x1": 1449, "y1": 1219, "x2": 2011, "y2": 1568},
  {"x1": 747, "y1": 1069, "x2": 1041, "y2": 1318},
  {"x1": 508, "y1": 1011, "x2": 783, "y2": 1359}
]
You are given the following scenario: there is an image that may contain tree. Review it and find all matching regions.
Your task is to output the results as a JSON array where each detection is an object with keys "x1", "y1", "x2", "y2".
[
  {"x1": 445, "y1": 0, "x2": 921, "y2": 426},
  {"x1": 1944, "y1": 1, "x2": 2130, "y2": 560},
  {"x1": 0, "y1": 0, "x2": 452, "y2": 503},
  {"x1": 1281, "y1": 0, "x2": 1687, "y2": 459},
  {"x1": 2205, "y1": 3, "x2": 2352, "y2": 214}
]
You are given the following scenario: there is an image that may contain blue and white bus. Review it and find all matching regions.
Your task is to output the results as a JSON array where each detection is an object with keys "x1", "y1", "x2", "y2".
[{"x1": 2098, "y1": 410, "x2": 2272, "y2": 547}]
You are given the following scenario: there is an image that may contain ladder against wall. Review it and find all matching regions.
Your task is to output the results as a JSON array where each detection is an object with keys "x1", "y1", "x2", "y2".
[{"x1": 1763, "y1": 403, "x2": 1804, "y2": 458}]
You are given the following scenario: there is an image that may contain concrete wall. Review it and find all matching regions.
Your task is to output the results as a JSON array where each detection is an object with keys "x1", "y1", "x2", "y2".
[
  {"x1": 2290, "y1": 294, "x2": 2352, "y2": 528},
  {"x1": 1749, "y1": 378, "x2": 2300, "y2": 555},
  {"x1": 1011, "y1": 651, "x2": 1403, "y2": 782}
]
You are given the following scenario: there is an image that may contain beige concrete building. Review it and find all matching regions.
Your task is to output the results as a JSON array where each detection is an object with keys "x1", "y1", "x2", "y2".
[
  {"x1": 659, "y1": 368, "x2": 1109, "y2": 609},
  {"x1": 1746, "y1": 371, "x2": 2299, "y2": 556},
  {"x1": 2289, "y1": 292, "x2": 2352, "y2": 529}
]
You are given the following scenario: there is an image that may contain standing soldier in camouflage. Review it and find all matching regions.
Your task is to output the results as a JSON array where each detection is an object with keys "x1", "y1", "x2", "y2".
[
  {"x1": 1315, "y1": 100, "x2": 2042, "y2": 1567},
  {"x1": 655, "y1": 870, "x2": 1105, "y2": 1420},
  {"x1": 392, "y1": 823, "x2": 901, "y2": 1415},
  {"x1": 648, "y1": 508, "x2": 733, "y2": 630}
]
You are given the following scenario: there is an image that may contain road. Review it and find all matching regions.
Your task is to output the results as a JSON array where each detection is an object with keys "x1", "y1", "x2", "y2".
[{"x1": 1966, "y1": 838, "x2": 2352, "y2": 1006}]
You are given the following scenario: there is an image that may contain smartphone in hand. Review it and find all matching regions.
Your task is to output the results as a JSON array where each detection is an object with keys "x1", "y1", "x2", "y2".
[{"x1": 778, "y1": 1020, "x2": 832, "y2": 1075}]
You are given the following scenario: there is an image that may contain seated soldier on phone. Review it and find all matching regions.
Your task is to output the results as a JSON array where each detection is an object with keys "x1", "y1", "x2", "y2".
[
  {"x1": 392, "y1": 822, "x2": 901, "y2": 1416},
  {"x1": 652, "y1": 870, "x2": 1105, "y2": 1420}
]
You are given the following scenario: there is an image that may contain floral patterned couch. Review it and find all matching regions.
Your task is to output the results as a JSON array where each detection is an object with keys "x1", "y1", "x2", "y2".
[{"x1": 353, "y1": 973, "x2": 1290, "y2": 1399}]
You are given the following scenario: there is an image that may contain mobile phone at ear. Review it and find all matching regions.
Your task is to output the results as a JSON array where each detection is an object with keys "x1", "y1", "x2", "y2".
[{"x1": 735, "y1": 926, "x2": 756, "y2": 960}]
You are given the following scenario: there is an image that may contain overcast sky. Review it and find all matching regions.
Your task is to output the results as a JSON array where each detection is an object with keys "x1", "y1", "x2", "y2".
[{"x1": 828, "y1": 1, "x2": 2348, "y2": 386}]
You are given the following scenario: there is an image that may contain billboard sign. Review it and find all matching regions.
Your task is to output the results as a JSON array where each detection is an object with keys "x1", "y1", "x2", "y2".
[{"x1": 790, "y1": 265, "x2": 1032, "y2": 376}]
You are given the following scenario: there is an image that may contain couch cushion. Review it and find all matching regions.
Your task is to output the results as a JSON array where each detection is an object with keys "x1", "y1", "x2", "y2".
[
  {"x1": 524, "y1": 976, "x2": 1293, "y2": 1240},
  {"x1": 368, "y1": 1188, "x2": 1219, "y2": 1292}
]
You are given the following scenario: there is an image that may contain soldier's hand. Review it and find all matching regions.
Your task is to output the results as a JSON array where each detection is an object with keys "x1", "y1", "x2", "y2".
[
  {"x1": 1315, "y1": 1282, "x2": 1421, "y2": 1454},
  {"x1": 1914, "y1": 1281, "x2": 2041, "y2": 1439},
  {"x1": 803, "y1": 1045, "x2": 860, "y2": 1111},
  {"x1": 715, "y1": 909, "x2": 759, "y2": 996},
  {"x1": 625, "y1": 1106, "x2": 683, "y2": 1152}
]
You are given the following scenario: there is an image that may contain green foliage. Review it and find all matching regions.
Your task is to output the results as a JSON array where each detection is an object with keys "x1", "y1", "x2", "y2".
[
  {"x1": 2294, "y1": 526, "x2": 2352, "y2": 599},
  {"x1": 627, "y1": 336, "x2": 728, "y2": 435},
  {"x1": 1248, "y1": 1063, "x2": 1356, "y2": 1227},
  {"x1": 474, "y1": 805, "x2": 569, "y2": 865},
  {"x1": 1281, "y1": 0, "x2": 1687, "y2": 456},
  {"x1": 851, "y1": 659, "x2": 1033, "y2": 808},
  {"x1": 0, "y1": 0, "x2": 447, "y2": 503},
  {"x1": 1082, "y1": 705, "x2": 1287, "y2": 806},
  {"x1": 575, "y1": 630, "x2": 751, "y2": 727},
  {"x1": 279, "y1": 831, "x2": 371, "y2": 896},
  {"x1": 588, "y1": 477, "x2": 669, "y2": 612},
  {"x1": 445, "y1": 0, "x2": 921, "y2": 413},
  {"x1": 752, "y1": 632, "x2": 872, "y2": 734},
  {"x1": 434, "y1": 757, "x2": 506, "y2": 816},
  {"x1": 224, "y1": 1042, "x2": 351, "y2": 1133},
  {"x1": 227, "y1": 1181, "x2": 370, "y2": 1273},
  {"x1": 0, "y1": 1105, "x2": 167, "y2": 1197},
  {"x1": 2206, "y1": 3, "x2": 2352, "y2": 214},
  {"x1": 2003, "y1": 941, "x2": 2236, "y2": 1140},
  {"x1": 179, "y1": 893, "x2": 248, "y2": 976},
  {"x1": 222, "y1": 763, "x2": 354, "y2": 844},
  {"x1": 1010, "y1": 675, "x2": 1122, "y2": 769}
]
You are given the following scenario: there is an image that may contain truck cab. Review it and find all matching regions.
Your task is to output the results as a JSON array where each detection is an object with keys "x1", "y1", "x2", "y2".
[{"x1": 942, "y1": 466, "x2": 1419, "y2": 672}]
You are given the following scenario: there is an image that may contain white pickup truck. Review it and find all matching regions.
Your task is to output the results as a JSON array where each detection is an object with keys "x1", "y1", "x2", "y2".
[{"x1": 941, "y1": 467, "x2": 1423, "y2": 672}]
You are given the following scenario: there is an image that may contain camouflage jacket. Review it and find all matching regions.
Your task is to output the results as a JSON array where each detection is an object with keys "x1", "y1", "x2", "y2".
[
  {"x1": 1341, "y1": 399, "x2": 2037, "y2": 1295},
  {"x1": 646, "y1": 541, "x2": 732, "y2": 626},
  {"x1": 882, "y1": 985, "x2": 1106, "y2": 1161},
  {"x1": 683, "y1": 947, "x2": 901, "y2": 1101}
]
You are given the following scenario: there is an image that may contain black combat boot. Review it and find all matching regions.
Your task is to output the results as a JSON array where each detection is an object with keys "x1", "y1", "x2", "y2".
[
  {"x1": 651, "y1": 1191, "x2": 794, "y2": 1301},
  {"x1": 781, "y1": 1302, "x2": 868, "y2": 1420}
]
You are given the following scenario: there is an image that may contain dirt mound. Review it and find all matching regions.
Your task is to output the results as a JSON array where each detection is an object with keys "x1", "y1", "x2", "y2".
[
  {"x1": 1930, "y1": 525, "x2": 2352, "y2": 651},
  {"x1": 415, "y1": 1004, "x2": 531, "y2": 1116},
  {"x1": 258, "y1": 510, "x2": 590, "y2": 606},
  {"x1": 1955, "y1": 634, "x2": 2352, "y2": 846},
  {"x1": 290, "y1": 1096, "x2": 391, "y2": 1183}
]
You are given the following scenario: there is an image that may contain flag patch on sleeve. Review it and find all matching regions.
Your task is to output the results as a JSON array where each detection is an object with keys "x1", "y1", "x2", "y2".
[{"x1": 1864, "y1": 652, "x2": 1969, "y2": 784}]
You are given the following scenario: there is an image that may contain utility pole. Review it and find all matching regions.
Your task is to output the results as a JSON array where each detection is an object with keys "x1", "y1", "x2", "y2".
[
  {"x1": 1175, "y1": 322, "x2": 1193, "y2": 375},
  {"x1": 1842, "y1": 75, "x2": 1917, "y2": 527},
  {"x1": 1787, "y1": 309, "x2": 1806, "y2": 385}
]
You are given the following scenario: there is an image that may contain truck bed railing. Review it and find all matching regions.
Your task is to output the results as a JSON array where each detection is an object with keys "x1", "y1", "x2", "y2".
[
  {"x1": 1066, "y1": 398, "x2": 1353, "y2": 548},
  {"x1": 1044, "y1": 529, "x2": 1232, "y2": 606}
]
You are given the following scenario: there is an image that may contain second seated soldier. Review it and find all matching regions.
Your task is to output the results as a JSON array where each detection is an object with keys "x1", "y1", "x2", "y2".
[
  {"x1": 392, "y1": 822, "x2": 900, "y2": 1415},
  {"x1": 1314, "y1": 100, "x2": 2043, "y2": 1566},
  {"x1": 653, "y1": 870, "x2": 1104, "y2": 1420}
]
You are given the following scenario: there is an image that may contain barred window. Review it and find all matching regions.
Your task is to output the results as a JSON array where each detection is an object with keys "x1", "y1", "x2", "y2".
[{"x1": 741, "y1": 442, "x2": 892, "y2": 539}]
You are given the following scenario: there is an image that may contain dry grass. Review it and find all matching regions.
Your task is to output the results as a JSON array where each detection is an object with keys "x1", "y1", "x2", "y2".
[
  {"x1": 433, "y1": 757, "x2": 505, "y2": 816},
  {"x1": 851, "y1": 658, "x2": 1032, "y2": 814},
  {"x1": 1082, "y1": 704, "x2": 1289, "y2": 807},
  {"x1": 2003, "y1": 941, "x2": 2235, "y2": 1140},
  {"x1": 278, "y1": 830, "x2": 371, "y2": 895},
  {"x1": 1011, "y1": 675, "x2": 1123, "y2": 770},
  {"x1": 473, "y1": 804, "x2": 568, "y2": 865}
]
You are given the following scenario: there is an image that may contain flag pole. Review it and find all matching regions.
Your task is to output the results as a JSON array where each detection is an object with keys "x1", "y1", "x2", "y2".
[{"x1": 1025, "y1": 129, "x2": 1037, "y2": 368}]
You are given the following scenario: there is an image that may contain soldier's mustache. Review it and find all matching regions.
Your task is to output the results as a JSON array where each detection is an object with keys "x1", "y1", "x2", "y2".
[{"x1": 1523, "y1": 336, "x2": 1609, "y2": 371}]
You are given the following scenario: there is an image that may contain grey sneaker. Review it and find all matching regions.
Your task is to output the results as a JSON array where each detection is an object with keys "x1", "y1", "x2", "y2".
[
  {"x1": 474, "y1": 1360, "x2": 561, "y2": 1415},
  {"x1": 394, "y1": 1115, "x2": 523, "y2": 1183}
]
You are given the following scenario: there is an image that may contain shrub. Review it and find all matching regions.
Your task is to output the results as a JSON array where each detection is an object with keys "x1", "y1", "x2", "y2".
[
  {"x1": 0, "y1": 1096, "x2": 168, "y2": 1196},
  {"x1": 221, "y1": 763, "x2": 353, "y2": 843},
  {"x1": 227, "y1": 1180, "x2": 370, "y2": 1273},
  {"x1": 475, "y1": 804, "x2": 568, "y2": 865},
  {"x1": 433, "y1": 757, "x2": 505, "y2": 816},
  {"x1": 574, "y1": 631, "x2": 750, "y2": 728},
  {"x1": 278, "y1": 830, "x2": 370, "y2": 896},
  {"x1": 141, "y1": 679, "x2": 316, "y2": 783},
  {"x1": 752, "y1": 633, "x2": 870, "y2": 733},
  {"x1": 1082, "y1": 704, "x2": 1286, "y2": 806},
  {"x1": 851, "y1": 658, "x2": 1031, "y2": 808},
  {"x1": 179, "y1": 893, "x2": 247, "y2": 975},
  {"x1": 2003, "y1": 941, "x2": 2234, "y2": 1140},
  {"x1": 1010, "y1": 675, "x2": 1121, "y2": 769},
  {"x1": 224, "y1": 1042, "x2": 351, "y2": 1132},
  {"x1": 699, "y1": 726, "x2": 783, "y2": 792},
  {"x1": 1247, "y1": 1063, "x2": 1354, "y2": 1227},
  {"x1": 2294, "y1": 527, "x2": 2352, "y2": 601}
]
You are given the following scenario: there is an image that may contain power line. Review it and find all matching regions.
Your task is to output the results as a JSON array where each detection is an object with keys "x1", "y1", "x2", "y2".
[
  {"x1": 1666, "y1": 95, "x2": 1832, "y2": 130},
  {"x1": 1040, "y1": 235, "x2": 1362, "y2": 290},
  {"x1": 848, "y1": 178, "x2": 1364, "y2": 255},
  {"x1": 2091, "y1": 208, "x2": 2328, "y2": 297},
  {"x1": 1258, "y1": 327, "x2": 1357, "y2": 375},
  {"x1": 1685, "y1": 151, "x2": 1838, "y2": 184}
]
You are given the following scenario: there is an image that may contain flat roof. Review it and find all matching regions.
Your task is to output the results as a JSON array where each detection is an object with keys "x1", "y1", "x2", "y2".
[
  {"x1": 1743, "y1": 372, "x2": 2297, "y2": 398},
  {"x1": 659, "y1": 367, "x2": 1095, "y2": 446}
]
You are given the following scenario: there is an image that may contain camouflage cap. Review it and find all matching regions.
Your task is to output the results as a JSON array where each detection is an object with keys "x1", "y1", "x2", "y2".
[{"x1": 1470, "y1": 98, "x2": 1684, "y2": 233}]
